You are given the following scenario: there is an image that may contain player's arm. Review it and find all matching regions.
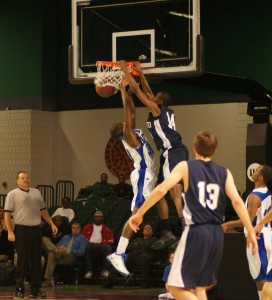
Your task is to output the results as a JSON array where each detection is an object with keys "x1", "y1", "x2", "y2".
[
  {"x1": 225, "y1": 170, "x2": 258, "y2": 255},
  {"x1": 120, "y1": 80, "x2": 140, "y2": 148},
  {"x1": 118, "y1": 60, "x2": 160, "y2": 116},
  {"x1": 255, "y1": 208, "x2": 272, "y2": 236},
  {"x1": 129, "y1": 161, "x2": 187, "y2": 232},
  {"x1": 134, "y1": 62, "x2": 154, "y2": 99},
  {"x1": 222, "y1": 194, "x2": 260, "y2": 232}
]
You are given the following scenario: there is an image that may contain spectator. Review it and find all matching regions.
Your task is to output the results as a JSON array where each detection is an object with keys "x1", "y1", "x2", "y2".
[
  {"x1": 0, "y1": 223, "x2": 15, "y2": 263},
  {"x1": 42, "y1": 215, "x2": 71, "y2": 252},
  {"x1": 105, "y1": 223, "x2": 158, "y2": 289},
  {"x1": 114, "y1": 174, "x2": 132, "y2": 200},
  {"x1": 42, "y1": 222, "x2": 87, "y2": 287},
  {"x1": 0, "y1": 206, "x2": 13, "y2": 231},
  {"x1": 51, "y1": 197, "x2": 75, "y2": 222},
  {"x1": 158, "y1": 251, "x2": 175, "y2": 299},
  {"x1": 81, "y1": 210, "x2": 114, "y2": 278},
  {"x1": 92, "y1": 173, "x2": 114, "y2": 199}
]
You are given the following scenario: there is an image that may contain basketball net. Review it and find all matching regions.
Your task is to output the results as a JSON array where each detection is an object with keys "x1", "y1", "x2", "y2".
[{"x1": 95, "y1": 61, "x2": 137, "y2": 91}]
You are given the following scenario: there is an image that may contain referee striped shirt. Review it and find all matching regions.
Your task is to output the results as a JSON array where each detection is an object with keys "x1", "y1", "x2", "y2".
[{"x1": 4, "y1": 188, "x2": 46, "y2": 226}]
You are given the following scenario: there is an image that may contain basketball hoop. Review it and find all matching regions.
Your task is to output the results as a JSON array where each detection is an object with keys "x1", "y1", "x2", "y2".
[{"x1": 94, "y1": 61, "x2": 139, "y2": 91}]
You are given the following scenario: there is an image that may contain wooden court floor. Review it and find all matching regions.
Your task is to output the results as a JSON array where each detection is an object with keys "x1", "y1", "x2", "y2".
[{"x1": 0, "y1": 284, "x2": 162, "y2": 300}]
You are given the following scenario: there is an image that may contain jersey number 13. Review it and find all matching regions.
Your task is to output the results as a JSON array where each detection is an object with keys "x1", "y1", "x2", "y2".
[{"x1": 197, "y1": 181, "x2": 220, "y2": 210}]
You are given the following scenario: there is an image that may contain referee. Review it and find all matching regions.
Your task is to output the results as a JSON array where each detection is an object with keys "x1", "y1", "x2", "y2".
[{"x1": 4, "y1": 171, "x2": 58, "y2": 299}]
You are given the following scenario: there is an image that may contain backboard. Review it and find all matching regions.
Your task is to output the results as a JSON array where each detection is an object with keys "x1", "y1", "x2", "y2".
[{"x1": 69, "y1": 0, "x2": 202, "y2": 84}]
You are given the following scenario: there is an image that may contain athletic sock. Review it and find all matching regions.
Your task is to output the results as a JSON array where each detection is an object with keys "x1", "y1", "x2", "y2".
[{"x1": 116, "y1": 236, "x2": 129, "y2": 254}]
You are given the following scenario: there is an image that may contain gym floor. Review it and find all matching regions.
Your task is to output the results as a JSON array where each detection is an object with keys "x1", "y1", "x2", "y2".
[{"x1": 0, "y1": 284, "x2": 162, "y2": 300}]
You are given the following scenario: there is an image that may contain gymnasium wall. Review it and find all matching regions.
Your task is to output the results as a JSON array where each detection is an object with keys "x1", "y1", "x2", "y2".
[{"x1": 0, "y1": 104, "x2": 254, "y2": 197}]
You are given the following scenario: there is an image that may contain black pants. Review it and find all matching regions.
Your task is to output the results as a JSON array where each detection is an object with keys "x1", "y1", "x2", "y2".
[
  {"x1": 128, "y1": 252, "x2": 152, "y2": 281},
  {"x1": 14, "y1": 225, "x2": 42, "y2": 293}
]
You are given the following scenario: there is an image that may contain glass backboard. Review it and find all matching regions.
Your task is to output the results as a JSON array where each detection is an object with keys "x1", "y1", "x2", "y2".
[{"x1": 69, "y1": 0, "x2": 202, "y2": 84}]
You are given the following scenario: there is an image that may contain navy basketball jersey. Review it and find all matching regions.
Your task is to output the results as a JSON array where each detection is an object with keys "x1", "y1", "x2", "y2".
[
  {"x1": 146, "y1": 105, "x2": 183, "y2": 151},
  {"x1": 183, "y1": 160, "x2": 227, "y2": 225}
]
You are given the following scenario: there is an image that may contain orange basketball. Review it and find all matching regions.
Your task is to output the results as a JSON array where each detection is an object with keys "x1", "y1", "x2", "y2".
[{"x1": 95, "y1": 84, "x2": 116, "y2": 98}]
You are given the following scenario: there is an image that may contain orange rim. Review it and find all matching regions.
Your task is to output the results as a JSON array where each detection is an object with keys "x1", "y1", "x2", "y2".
[{"x1": 96, "y1": 61, "x2": 140, "y2": 77}]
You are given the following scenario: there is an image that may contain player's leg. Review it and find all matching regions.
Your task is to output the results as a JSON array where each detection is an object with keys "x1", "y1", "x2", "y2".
[
  {"x1": 194, "y1": 287, "x2": 208, "y2": 300},
  {"x1": 256, "y1": 281, "x2": 264, "y2": 300},
  {"x1": 169, "y1": 286, "x2": 198, "y2": 300},
  {"x1": 107, "y1": 217, "x2": 135, "y2": 277},
  {"x1": 170, "y1": 183, "x2": 183, "y2": 218},
  {"x1": 152, "y1": 152, "x2": 177, "y2": 250},
  {"x1": 107, "y1": 169, "x2": 146, "y2": 276},
  {"x1": 247, "y1": 232, "x2": 270, "y2": 300},
  {"x1": 262, "y1": 282, "x2": 272, "y2": 300}
]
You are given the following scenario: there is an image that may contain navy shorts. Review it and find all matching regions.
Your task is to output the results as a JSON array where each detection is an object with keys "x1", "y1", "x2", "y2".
[
  {"x1": 157, "y1": 145, "x2": 189, "y2": 184},
  {"x1": 168, "y1": 223, "x2": 224, "y2": 288}
]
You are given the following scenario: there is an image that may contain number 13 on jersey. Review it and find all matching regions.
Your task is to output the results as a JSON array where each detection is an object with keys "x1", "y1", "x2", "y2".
[{"x1": 198, "y1": 181, "x2": 220, "y2": 210}]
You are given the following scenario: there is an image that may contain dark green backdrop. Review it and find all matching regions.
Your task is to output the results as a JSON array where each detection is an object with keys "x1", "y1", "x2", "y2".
[{"x1": 0, "y1": 0, "x2": 271, "y2": 111}]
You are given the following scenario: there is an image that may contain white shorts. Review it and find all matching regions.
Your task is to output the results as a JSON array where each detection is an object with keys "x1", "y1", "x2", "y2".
[
  {"x1": 246, "y1": 230, "x2": 272, "y2": 282},
  {"x1": 130, "y1": 168, "x2": 156, "y2": 211}
]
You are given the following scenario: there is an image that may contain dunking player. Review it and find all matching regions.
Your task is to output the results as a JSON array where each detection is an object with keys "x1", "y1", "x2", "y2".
[
  {"x1": 119, "y1": 60, "x2": 189, "y2": 249},
  {"x1": 222, "y1": 164, "x2": 272, "y2": 300},
  {"x1": 107, "y1": 79, "x2": 156, "y2": 277},
  {"x1": 129, "y1": 131, "x2": 258, "y2": 300}
]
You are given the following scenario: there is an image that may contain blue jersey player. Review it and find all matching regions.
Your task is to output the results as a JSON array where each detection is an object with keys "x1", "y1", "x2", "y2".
[
  {"x1": 222, "y1": 164, "x2": 272, "y2": 300},
  {"x1": 119, "y1": 60, "x2": 189, "y2": 250},
  {"x1": 129, "y1": 131, "x2": 258, "y2": 300},
  {"x1": 255, "y1": 190, "x2": 272, "y2": 300},
  {"x1": 107, "y1": 79, "x2": 156, "y2": 277}
]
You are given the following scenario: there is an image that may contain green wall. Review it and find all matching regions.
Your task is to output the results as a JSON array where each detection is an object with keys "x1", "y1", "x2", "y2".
[
  {"x1": 0, "y1": 0, "x2": 271, "y2": 111},
  {"x1": 0, "y1": 0, "x2": 42, "y2": 98},
  {"x1": 202, "y1": 0, "x2": 272, "y2": 90}
]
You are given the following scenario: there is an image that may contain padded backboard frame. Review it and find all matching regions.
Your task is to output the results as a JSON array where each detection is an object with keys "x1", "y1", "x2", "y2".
[{"x1": 69, "y1": 0, "x2": 202, "y2": 84}]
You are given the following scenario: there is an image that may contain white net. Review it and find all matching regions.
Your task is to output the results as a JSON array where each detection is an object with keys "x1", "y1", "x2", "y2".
[{"x1": 94, "y1": 62, "x2": 135, "y2": 91}]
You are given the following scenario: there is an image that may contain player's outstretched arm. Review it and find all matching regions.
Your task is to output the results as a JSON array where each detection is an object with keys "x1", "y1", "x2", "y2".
[
  {"x1": 129, "y1": 161, "x2": 187, "y2": 232},
  {"x1": 222, "y1": 194, "x2": 260, "y2": 232},
  {"x1": 134, "y1": 62, "x2": 154, "y2": 99},
  {"x1": 255, "y1": 209, "x2": 272, "y2": 236},
  {"x1": 225, "y1": 170, "x2": 258, "y2": 256},
  {"x1": 119, "y1": 80, "x2": 139, "y2": 149},
  {"x1": 118, "y1": 60, "x2": 160, "y2": 116}
]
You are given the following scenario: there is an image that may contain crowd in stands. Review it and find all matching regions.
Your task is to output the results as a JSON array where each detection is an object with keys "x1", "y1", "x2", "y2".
[
  {"x1": 0, "y1": 172, "x2": 240, "y2": 292},
  {"x1": 0, "y1": 173, "x2": 177, "y2": 290}
]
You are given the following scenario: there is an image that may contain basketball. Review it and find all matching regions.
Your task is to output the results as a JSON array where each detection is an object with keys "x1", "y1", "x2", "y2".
[{"x1": 95, "y1": 84, "x2": 116, "y2": 98}]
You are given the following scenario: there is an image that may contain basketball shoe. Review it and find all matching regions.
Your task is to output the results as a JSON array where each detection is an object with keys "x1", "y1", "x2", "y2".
[
  {"x1": 151, "y1": 230, "x2": 177, "y2": 250},
  {"x1": 107, "y1": 253, "x2": 129, "y2": 277}
]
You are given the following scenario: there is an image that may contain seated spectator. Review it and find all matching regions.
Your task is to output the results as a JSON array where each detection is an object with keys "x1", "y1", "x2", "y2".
[
  {"x1": 92, "y1": 173, "x2": 114, "y2": 199},
  {"x1": 81, "y1": 210, "x2": 114, "y2": 278},
  {"x1": 42, "y1": 222, "x2": 88, "y2": 287},
  {"x1": 158, "y1": 251, "x2": 175, "y2": 299},
  {"x1": 51, "y1": 197, "x2": 75, "y2": 222},
  {"x1": 42, "y1": 215, "x2": 71, "y2": 252},
  {"x1": 114, "y1": 174, "x2": 132, "y2": 200},
  {"x1": 0, "y1": 206, "x2": 13, "y2": 231},
  {"x1": 105, "y1": 223, "x2": 158, "y2": 289},
  {"x1": 0, "y1": 223, "x2": 15, "y2": 264}
]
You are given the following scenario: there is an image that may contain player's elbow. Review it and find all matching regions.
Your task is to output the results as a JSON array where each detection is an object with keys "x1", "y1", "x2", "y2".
[{"x1": 155, "y1": 185, "x2": 168, "y2": 198}]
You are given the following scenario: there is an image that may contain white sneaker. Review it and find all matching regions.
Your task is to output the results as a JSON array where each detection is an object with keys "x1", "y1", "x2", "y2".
[
  {"x1": 167, "y1": 293, "x2": 175, "y2": 299},
  {"x1": 100, "y1": 270, "x2": 110, "y2": 278},
  {"x1": 158, "y1": 293, "x2": 168, "y2": 299},
  {"x1": 84, "y1": 271, "x2": 93, "y2": 278},
  {"x1": 107, "y1": 253, "x2": 130, "y2": 277}
]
